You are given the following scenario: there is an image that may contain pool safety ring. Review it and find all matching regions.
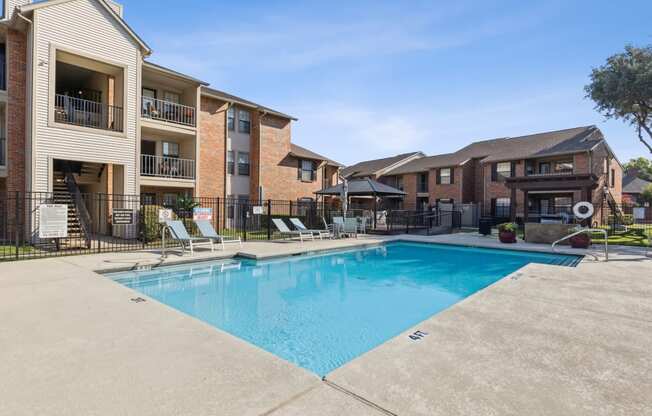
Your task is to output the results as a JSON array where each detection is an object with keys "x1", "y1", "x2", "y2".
[{"x1": 573, "y1": 201, "x2": 594, "y2": 220}]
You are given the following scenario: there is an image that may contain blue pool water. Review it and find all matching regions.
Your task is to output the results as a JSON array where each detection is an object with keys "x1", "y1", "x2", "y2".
[{"x1": 109, "y1": 242, "x2": 581, "y2": 375}]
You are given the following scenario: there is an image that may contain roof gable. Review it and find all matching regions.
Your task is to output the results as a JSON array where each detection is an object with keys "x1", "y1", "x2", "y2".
[
  {"x1": 341, "y1": 152, "x2": 424, "y2": 178},
  {"x1": 19, "y1": 0, "x2": 151, "y2": 55}
]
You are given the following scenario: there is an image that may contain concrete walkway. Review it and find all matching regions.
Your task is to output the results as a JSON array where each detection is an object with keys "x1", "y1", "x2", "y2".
[{"x1": 1, "y1": 234, "x2": 651, "y2": 415}]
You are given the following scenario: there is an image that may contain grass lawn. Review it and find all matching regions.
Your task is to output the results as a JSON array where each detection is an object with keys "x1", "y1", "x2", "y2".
[
  {"x1": 0, "y1": 245, "x2": 36, "y2": 260},
  {"x1": 591, "y1": 229, "x2": 651, "y2": 247}
]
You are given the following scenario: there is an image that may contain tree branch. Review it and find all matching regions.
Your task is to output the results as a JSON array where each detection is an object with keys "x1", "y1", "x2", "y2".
[{"x1": 636, "y1": 125, "x2": 652, "y2": 154}]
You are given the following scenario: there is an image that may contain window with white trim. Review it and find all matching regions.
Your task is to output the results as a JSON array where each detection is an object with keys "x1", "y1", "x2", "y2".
[
  {"x1": 238, "y1": 110, "x2": 251, "y2": 133},
  {"x1": 227, "y1": 150, "x2": 234, "y2": 175},
  {"x1": 439, "y1": 168, "x2": 451, "y2": 184},
  {"x1": 237, "y1": 152, "x2": 250, "y2": 176},
  {"x1": 496, "y1": 162, "x2": 511, "y2": 179},
  {"x1": 300, "y1": 159, "x2": 316, "y2": 182},
  {"x1": 227, "y1": 107, "x2": 235, "y2": 131}
]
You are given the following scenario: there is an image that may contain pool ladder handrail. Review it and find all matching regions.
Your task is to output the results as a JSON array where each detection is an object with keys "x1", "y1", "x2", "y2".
[
  {"x1": 551, "y1": 227, "x2": 608, "y2": 262},
  {"x1": 161, "y1": 224, "x2": 174, "y2": 259}
]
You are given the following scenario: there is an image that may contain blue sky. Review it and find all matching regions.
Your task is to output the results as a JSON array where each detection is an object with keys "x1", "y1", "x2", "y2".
[{"x1": 123, "y1": 0, "x2": 652, "y2": 165}]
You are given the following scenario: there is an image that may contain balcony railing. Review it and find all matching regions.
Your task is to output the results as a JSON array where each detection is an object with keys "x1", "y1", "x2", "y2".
[
  {"x1": 0, "y1": 137, "x2": 5, "y2": 166},
  {"x1": 54, "y1": 94, "x2": 123, "y2": 132},
  {"x1": 525, "y1": 170, "x2": 574, "y2": 177},
  {"x1": 141, "y1": 97, "x2": 196, "y2": 127},
  {"x1": 140, "y1": 154, "x2": 195, "y2": 180}
]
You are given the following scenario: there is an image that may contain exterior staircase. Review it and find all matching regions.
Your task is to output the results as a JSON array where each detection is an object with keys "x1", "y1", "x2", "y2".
[{"x1": 52, "y1": 171, "x2": 91, "y2": 249}]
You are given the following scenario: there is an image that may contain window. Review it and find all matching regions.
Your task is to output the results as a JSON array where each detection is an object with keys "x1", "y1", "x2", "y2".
[
  {"x1": 610, "y1": 169, "x2": 615, "y2": 188},
  {"x1": 227, "y1": 107, "x2": 235, "y2": 131},
  {"x1": 162, "y1": 142, "x2": 179, "y2": 158},
  {"x1": 300, "y1": 159, "x2": 316, "y2": 182},
  {"x1": 496, "y1": 162, "x2": 512, "y2": 179},
  {"x1": 140, "y1": 192, "x2": 156, "y2": 205},
  {"x1": 539, "y1": 162, "x2": 551, "y2": 174},
  {"x1": 142, "y1": 87, "x2": 156, "y2": 114},
  {"x1": 164, "y1": 91, "x2": 180, "y2": 103},
  {"x1": 554, "y1": 160, "x2": 573, "y2": 173},
  {"x1": 227, "y1": 150, "x2": 235, "y2": 175},
  {"x1": 417, "y1": 173, "x2": 428, "y2": 192},
  {"x1": 238, "y1": 110, "x2": 251, "y2": 133},
  {"x1": 439, "y1": 168, "x2": 452, "y2": 185},
  {"x1": 163, "y1": 193, "x2": 178, "y2": 207},
  {"x1": 237, "y1": 152, "x2": 250, "y2": 176},
  {"x1": 493, "y1": 197, "x2": 511, "y2": 218},
  {"x1": 554, "y1": 196, "x2": 573, "y2": 214}
]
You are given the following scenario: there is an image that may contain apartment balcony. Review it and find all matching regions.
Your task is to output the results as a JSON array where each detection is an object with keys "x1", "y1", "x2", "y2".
[
  {"x1": 54, "y1": 95, "x2": 123, "y2": 132},
  {"x1": 141, "y1": 97, "x2": 196, "y2": 127},
  {"x1": 524, "y1": 170, "x2": 574, "y2": 177},
  {"x1": 140, "y1": 154, "x2": 195, "y2": 180}
]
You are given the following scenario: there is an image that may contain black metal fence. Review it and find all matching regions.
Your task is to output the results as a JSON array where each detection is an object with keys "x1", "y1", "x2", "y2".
[{"x1": 0, "y1": 192, "x2": 411, "y2": 261}]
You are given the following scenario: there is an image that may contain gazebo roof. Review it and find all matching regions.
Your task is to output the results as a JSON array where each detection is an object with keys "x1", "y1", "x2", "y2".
[{"x1": 315, "y1": 178, "x2": 406, "y2": 196}]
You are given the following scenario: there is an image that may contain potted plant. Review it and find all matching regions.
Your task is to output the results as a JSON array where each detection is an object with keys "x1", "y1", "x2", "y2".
[
  {"x1": 498, "y1": 223, "x2": 517, "y2": 243},
  {"x1": 569, "y1": 232, "x2": 591, "y2": 249}
]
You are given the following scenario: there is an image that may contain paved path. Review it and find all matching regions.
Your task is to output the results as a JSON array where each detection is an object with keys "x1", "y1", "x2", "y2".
[{"x1": 1, "y1": 234, "x2": 650, "y2": 415}]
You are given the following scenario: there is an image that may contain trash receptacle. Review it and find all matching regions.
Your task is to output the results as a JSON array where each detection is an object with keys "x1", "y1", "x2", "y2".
[{"x1": 479, "y1": 217, "x2": 493, "y2": 235}]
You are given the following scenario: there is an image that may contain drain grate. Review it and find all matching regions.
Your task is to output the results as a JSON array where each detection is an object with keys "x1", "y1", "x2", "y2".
[{"x1": 130, "y1": 297, "x2": 147, "y2": 303}]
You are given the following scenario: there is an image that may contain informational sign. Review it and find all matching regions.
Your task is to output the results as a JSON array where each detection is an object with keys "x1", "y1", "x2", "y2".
[
  {"x1": 193, "y1": 207, "x2": 213, "y2": 221},
  {"x1": 633, "y1": 207, "x2": 645, "y2": 220},
  {"x1": 112, "y1": 208, "x2": 134, "y2": 225},
  {"x1": 39, "y1": 204, "x2": 68, "y2": 239},
  {"x1": 158, "y1": 208, "x2": 173, "y2": 224},
  {"x1": 252, "y1": 206, "x2": 264, "y2": 215}
]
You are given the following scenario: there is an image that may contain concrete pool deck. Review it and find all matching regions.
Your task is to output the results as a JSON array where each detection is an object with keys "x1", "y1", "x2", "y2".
[{"x1": 1, "y1": 234, "x2": 651, "y2": 415}]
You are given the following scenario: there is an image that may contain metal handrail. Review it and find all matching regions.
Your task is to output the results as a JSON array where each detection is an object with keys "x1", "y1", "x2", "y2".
[
  {"x1": 161, "y1": 224, "x2": 173, "y2": 259},
  {"x1": 63, "y1": 170, "x2": 92, "y2": 248},
  {"x1": 140, "y1": 154, "x2": 196, "y2": 180},
  {"x1": 55, "y1": 94, "x2": 124, "y2": 132},
  {"x1": 552, "y1": 227, "x2": 608, "y2": 261},
  {"x1": 141, "y1": 97, "x2": 196, "y2": 127}
]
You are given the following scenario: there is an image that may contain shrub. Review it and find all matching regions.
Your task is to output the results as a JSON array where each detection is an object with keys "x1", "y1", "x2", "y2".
[
  {"x1": 141, "y1": 205, "x2": 176, "y2": 242},
  {"x1": 498, "y1": 222, "x2": 517, "y2": 233},
  {"x1": 607, "y1": 214, "x2": 634, "y2": 225}
]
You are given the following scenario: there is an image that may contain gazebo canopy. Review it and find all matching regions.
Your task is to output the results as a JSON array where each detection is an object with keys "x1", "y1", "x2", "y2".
[{"x1": 315, "y1": 178, "x2": 406, "y2": 196}]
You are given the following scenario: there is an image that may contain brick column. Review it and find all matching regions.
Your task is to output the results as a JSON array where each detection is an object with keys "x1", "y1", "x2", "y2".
[{"x1": 6, "y1": 29, "x2": 27, "y2": 194}]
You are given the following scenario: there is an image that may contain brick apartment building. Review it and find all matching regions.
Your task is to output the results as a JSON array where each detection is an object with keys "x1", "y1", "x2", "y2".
[
  {"x1": 0, "y1": 0, "x2": 340, "y2": 206},
  {"x1": 351, "y1": 126, "x2": 622, "y2": 222}
]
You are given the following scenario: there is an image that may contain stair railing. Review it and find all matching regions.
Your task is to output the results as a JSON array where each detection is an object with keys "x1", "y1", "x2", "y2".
[{"x1": 63, "y1": 169, "x2": 93, "y2": 249}]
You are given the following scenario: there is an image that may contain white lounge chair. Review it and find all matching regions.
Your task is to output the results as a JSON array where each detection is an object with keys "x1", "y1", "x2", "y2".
[
  {"x1": 289, "y1": 218, "x2": 331, "y2": 240},
  {"x1": 342, "y1": 217, "x2": 359, "y2": 238},
  {"x1": 272, "y1": 218, "x2": 314, "y2": 242},
  {"x1": 165, "y1": 220, "x2": 213, "y2": 255},
  {"x1": 194, "y1": 219, "x2": 242, "y2": 250}
]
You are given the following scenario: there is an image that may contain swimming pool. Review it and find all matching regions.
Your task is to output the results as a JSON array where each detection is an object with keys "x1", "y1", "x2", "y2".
[{"x1": 108, "y1": 242, "x2": 581, "y2": 376}]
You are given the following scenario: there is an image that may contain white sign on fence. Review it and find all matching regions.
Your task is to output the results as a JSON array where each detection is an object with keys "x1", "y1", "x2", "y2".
[
  {"x1": 252, "y1": 206, "x2": 264, "y2": 215},
  {"x1": 158, "y1": 208, "x2": 173, "y2": 223},
  {"x1": 633, "y1": 207, "x2": 645, "y2": 220},
  {"x1": 39, "y1": 204, "x2": 68, "y2": 238}
]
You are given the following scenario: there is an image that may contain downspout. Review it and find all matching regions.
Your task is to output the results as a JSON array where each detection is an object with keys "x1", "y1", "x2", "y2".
[
  {"x1": 258, "y1": 109, "x2": 268, "y2": 201},
  {"x1": 224, "y1": 101, "x2": 233, "y2": 199}
]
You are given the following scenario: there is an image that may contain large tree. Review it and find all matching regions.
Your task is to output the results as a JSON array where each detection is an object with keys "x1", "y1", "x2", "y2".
[
  {"x1": 585, "y1": 45, "x2": 652, "y2": 153},
  {"x1": 623, "y1": 157, "x2": 652, "y2": 181}
]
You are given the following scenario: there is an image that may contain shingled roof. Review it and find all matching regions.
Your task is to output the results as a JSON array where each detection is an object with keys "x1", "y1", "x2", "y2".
[
  {"x1": 384, "y1": 126, "x2": 606, "y2": 175},
  {"x1": 623, "y1": 174, "x2": 652, "y2": 194},
  {"x1": 289, "y1": 144, "x2": 342, "y2": 167},
  {"x1": 341, "y1": 152, "x2": 424, "y2": 178}
]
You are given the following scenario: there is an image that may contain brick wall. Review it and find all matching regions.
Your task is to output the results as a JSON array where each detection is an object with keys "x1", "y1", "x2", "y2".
[
  {"x1": 6, "y1": 29, "x2": 27, "y2": 194},
  {"x1": 402, "y1": 173, "x2": 417, "y2": 206},
  {"x1": 197, "y1": 96, "x2": 227, "y2": 198},
  {"x1": 249, "y1": 110, "x2": 261, "y2": 199},
  {"x1": 428, "y1": 167, "x2": 462, "y2": 203},
  {"x1": 254, "y1": 114, "x2": 325, "y2": 201},
  {"x1": 482, "y1": 160, "x2": 525, "y2": 216}
]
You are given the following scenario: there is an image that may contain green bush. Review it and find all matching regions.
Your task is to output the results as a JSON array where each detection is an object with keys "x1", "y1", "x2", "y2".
[
  {"x1": 498, "y1": 222, "x2": 517, "y2": 233},
  {"x1": 607, "y1": 214, "x2": 634, "y2": 225},
  {"x1": 141, "y1": 205, "x2": 175, "y2": 242}
]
